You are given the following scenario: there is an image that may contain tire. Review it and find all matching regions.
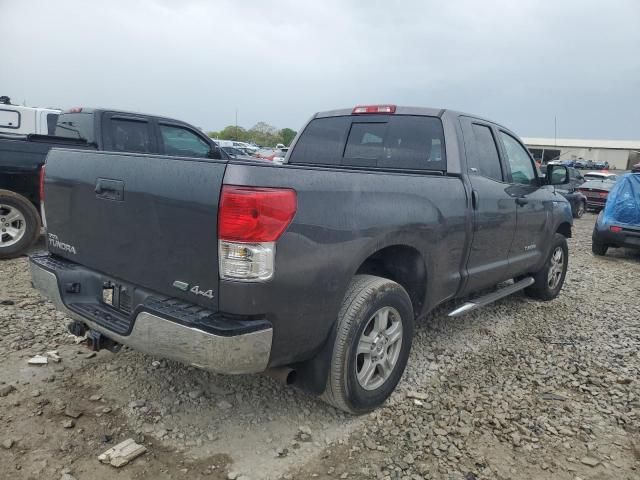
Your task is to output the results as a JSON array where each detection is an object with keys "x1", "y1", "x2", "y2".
[
  {"x1": 524, "y1": 233, "x2": 568, "y2": 301},
  {"x1": 0, "y1": 190, "x2": 41, "y2": 260},
  {"x1": 574, "y1": 201, "x2": 585, "y2": 219},
  {"x1": 592, "y1": 240, "x2": 608, "y2": 256},
  {"x1": 320, "y1": 275, "x2": 414, "y2": 414}
]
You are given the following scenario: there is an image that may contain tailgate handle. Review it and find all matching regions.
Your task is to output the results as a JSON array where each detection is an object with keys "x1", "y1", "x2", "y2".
[{"x1": 95, "y1": 178, "x2": 124, "y2": 201}]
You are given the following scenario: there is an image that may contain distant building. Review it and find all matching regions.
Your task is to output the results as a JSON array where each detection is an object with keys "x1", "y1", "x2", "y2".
[{"x1": 522, "y1": 137, "x2": 640, "y2": 170}]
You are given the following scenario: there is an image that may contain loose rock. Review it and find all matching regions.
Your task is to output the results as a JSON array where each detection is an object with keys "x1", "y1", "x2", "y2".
[{"x1": 98, "y1": 438, "x2": 147, "y2": 467}]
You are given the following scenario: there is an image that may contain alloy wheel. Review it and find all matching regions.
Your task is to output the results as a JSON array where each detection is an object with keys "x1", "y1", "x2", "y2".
[
  {"x1": 355, "y1": 306, "x2": 403, "y2": 391},
  {"x1": 547, "y1": 246, "x2": 564, "y2": 290},
  {"x1": 0, "y1": 204, "x2": 26, "y2": 248}
]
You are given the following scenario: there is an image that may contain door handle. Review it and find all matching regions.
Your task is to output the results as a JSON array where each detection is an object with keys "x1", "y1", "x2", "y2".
[
  {"x1": 95, "y1": 178, "x2": 124, "y2": 201},
  {"x1": 515, "y1": 197, "x2": 528, "y2": 206}
]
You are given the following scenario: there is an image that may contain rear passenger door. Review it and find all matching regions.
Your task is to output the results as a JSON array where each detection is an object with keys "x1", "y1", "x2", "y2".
[{"x1": 460, "y1": 118, "x2": 517, "y2": 294}]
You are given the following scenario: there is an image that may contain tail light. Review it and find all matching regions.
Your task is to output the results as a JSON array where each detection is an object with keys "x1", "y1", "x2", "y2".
[
  {"x1": 352, "y1": 104, "x2": 397, "y2": 114},
  {"x1": 39, "y1": 165, "x2": 46, "y2": 202},
  {"x1": 610, "y1": 226, "x2": 622, "y2": 233},
  {"x1": 218, "y1": 186, "x2": 297, "y2": 281},
  {"x1": 599, "y1": 192, "x2": 608, "y2": 198}
]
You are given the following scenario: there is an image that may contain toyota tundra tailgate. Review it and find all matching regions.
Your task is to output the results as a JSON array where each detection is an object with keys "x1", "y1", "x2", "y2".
[{"x1": 42, "y1": 148, "x2": 226, "y2": 310}]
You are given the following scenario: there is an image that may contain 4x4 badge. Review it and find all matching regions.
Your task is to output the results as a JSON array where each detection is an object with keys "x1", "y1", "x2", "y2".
[
  {"x1": 172, "y1": 280, "x2": 214, "y2": 300},
  {"x1": 172, "y1": 280, "x2": 189, "y2": 291}
]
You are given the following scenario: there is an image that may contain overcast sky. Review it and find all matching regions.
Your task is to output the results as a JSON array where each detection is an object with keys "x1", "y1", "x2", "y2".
[{"x1": 2, "y1": 0, "x2": 639, "y2": 139}]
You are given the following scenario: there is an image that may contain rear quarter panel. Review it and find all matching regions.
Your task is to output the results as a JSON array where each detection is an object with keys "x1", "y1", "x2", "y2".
[{"x1": 221, "y1": 162, "x2": 468, "y2": 366}]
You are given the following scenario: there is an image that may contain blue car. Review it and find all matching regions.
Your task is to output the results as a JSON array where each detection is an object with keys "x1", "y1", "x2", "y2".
[{"x1": 592, "y1": 173, "x2": 640, "y2": 255}]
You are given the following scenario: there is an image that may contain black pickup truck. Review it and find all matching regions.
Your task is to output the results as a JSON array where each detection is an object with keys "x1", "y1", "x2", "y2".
[
  {"x1": 0, "y1": 108, "x2": 224, "y2": 258},
  {"x1": 30, "y1": 105, "x2": 573, "y2": 413}
]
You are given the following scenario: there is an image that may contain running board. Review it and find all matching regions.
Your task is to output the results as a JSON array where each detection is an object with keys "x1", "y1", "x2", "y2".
[{"x1": 448, "y1": 277, "x2": 535, "y2": 317}]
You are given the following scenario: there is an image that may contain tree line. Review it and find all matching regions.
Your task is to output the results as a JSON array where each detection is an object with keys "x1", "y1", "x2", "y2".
[{"x1": 207, "y1": 122, "x2": 297, "y2": 147}]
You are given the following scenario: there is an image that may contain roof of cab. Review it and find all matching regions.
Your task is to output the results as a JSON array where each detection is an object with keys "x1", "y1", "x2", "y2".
[
  {"x1": 62, "y1": 107, "x2": 193, "y2": 124},
  {"x1": 310, "y1": 106, "x2": 523, "y2": 145},
  {"x1": 313, "y1": 106, "x2": 498, "y2": 125}
]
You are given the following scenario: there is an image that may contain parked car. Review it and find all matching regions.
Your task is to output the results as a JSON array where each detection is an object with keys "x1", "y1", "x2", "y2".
[
  {"x1": 0, "y1": 96, "x2": 60, "y2": 136},
  {"x1": 594, "y1": 160, "x2": 609, "y2": 170},
  {"x1": 574, "y1": 160, "x2": 586, "y2": 169},
  {"x1": 0, "y1": 107, "x2": 226, "y2": 258},
  {"x1": 583, "y1": 172, "x2": 617, "y2": 182},
  {"x1": 30, "y1": 104, "x2": 573, "y2": 413},
  {"x1": 540, "y1": 166, "x2": 587, "y2": 218},
  {"x1": 584, "y1": 160, "x2": 595, "y2": 169},
  {"x1": 631, "y1": 162, "x2": 640, "y2": 173},
  {"x1": 254, "y1": 148, "x2": 287, "y2": 163},
  {"x1": 592, "y1": 173, "x2": 640, "y2": 255},
  {"x1": 221, "y1": 146, "x2": 250, "y2": 158},
  {"x1": 578, "y1": 179, "x2": 616, "y2": 211}
]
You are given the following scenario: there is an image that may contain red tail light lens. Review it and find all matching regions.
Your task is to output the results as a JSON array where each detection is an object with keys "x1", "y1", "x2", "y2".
[
  {"x1": 599, "y1": 192, "x2": 608, "y2": 198},
  {"x1": 610, "y1": 226, "x2": 622, "y2": 233},
  {"x1": 39, "y1": 165, "x2": 46, "y2": 202},
  {"x1": 218, "y1": 186, "x2": 297, "y2": 242},
  {"x1": 352, "y1": 104, "x2": 397, "y2": 114}
]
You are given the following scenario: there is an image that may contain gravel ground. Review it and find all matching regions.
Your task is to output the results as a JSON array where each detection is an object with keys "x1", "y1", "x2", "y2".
[{"x1": 0, "y1": 213, "x2": 638, "y2": 480}]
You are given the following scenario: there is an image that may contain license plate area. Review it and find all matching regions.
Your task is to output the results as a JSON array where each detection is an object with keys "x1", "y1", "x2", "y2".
[
  {"x1": 102, "y1": 284, "x2": 114, "y2": 306},
  {"x1": 102, "y1": 281, "x2": 133, "y2": 315}
]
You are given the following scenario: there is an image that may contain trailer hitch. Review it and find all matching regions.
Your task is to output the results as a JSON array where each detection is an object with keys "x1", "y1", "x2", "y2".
[{"x1": 86, "y1": 329, "x2": 122, "y2": 353}]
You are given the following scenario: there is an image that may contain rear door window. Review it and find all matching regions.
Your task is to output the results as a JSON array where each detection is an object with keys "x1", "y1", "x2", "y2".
[
  {"x1": 381, "y1": 116, "x2": 445, "y2": 170},
  {"x1": 468, "y1": 124, "x2": 504, "y2": 182},
  {"x1": 110, "y1": 118, "x2": 152, "y2": 153},
  {"x1": 159, "y1": 124, "x2": 211, "y2": 158},
  {"x1": 290, "y1": 115, "x2": 446, "y2": 171}
]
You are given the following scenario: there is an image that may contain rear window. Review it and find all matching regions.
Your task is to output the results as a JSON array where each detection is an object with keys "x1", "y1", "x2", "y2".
[
  {"x1": 289, "y1": 115, "x2": 446, "y2": 171},
  {"x1": 55, "y1": 113, "x2": 95, "y2": 142}
]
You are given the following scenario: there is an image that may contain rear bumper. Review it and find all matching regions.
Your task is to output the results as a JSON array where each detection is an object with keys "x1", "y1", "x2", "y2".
[
  {"x1": 585, "y1": 198, "x2": 606, "y2": 210},
  {"x1": 29, "y1": 257, "x2": 273, "y2": 374},
  {"x1": 593, "y1": 223, "x2": 640, "y2": 250}
]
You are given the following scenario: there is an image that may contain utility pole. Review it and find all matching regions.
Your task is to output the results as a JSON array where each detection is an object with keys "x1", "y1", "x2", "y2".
[{"x1": 235, "y1": 108, "x2": 238, "y2": 141}]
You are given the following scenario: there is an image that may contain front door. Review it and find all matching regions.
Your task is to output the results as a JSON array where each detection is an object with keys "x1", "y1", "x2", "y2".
[
  {"x1": 460, "y1": 118, "x2": 517, "y2": 294},
  {"x1": 497, "y1": 130, "x2": 552, "y2": 276}
]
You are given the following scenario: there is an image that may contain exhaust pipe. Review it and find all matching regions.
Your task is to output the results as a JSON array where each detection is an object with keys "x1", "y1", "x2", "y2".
[{"x1": 264, "y1": 367, "x2": 297, "y2": 385}]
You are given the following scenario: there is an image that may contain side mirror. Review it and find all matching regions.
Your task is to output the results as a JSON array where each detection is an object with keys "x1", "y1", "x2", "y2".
[
  {"x1": 547, "y1": 165, "x2": 570, "y2": 185},
  {"x1": 208, "y1": 145, "x2": 223, "y2": 160}
]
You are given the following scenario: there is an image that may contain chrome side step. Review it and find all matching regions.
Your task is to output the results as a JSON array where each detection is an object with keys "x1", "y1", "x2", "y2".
[{"x1": 448, "y1": 277, "x2": 535, "y2": 317}]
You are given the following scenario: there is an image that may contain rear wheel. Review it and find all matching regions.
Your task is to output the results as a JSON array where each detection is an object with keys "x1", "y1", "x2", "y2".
[
  {"x1": 524, "y1": 233, "x2": 568, "y2": 301},
  {"x1": 0, "y1": 190, "x2": 41, "y2": 260},
  {"x1": 320, "y1": 275, "x2": 414, "y2": 414},
  {"x1": 592, "y1": 240, "x2": 608, "y2": 256}
]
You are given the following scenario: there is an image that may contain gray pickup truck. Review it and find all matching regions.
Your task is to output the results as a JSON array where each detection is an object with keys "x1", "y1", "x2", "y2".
[{"x1": 30, "y1": 105, "x2": 573, "y2": 413}]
